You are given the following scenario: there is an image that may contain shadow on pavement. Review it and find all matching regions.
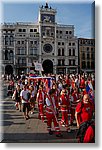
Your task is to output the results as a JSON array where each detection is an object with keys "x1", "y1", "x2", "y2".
[{"x1": 1, "y1": 131, "x2": 78, "y2": 143}]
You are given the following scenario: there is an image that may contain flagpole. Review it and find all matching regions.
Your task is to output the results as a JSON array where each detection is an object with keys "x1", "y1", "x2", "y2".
[{"x1": 39, "y1": 71, "x2": 42, "y2": 76}]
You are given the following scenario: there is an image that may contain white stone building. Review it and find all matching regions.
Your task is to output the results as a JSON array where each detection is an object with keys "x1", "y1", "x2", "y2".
[{"x1": 1, "y1": 3, "x2": 78, "y2": 75}]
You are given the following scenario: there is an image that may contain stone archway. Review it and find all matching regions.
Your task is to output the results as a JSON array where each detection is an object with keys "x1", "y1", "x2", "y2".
[
  {"x1": 42, "y1": 59, "x2": 53, "y2": 73},
  {"x1": 5, "y1": 65, "x2": 13, "y2": 75}
]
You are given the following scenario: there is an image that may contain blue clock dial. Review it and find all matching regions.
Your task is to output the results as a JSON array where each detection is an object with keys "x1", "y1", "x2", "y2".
[{"x1": 41, "y1": 14, "x2": 55, "y2": 23}]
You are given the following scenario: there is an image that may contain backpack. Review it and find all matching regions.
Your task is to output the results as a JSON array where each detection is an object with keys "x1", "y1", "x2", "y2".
[
  {"x1": 90, "y1": 123, "x2": 95, "y2": 143},
  {"x1": 76, "y1": 101, "x2": 95, "y2": 143},
  {"x1": 76, "y1": 121, "x2": 90, "y2": 142},
  {"x1": 76, "y1": 120, "x2": 95, "y2": 143}
]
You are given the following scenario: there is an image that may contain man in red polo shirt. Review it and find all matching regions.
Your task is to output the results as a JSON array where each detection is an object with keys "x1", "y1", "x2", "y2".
[{"x1": 75, "y1": 94, "x2": 95, "y2": 143}]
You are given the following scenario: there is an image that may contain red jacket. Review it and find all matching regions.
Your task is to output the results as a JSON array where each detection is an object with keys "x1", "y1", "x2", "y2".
[
  {"x1": 37, "y1": 90, "x2": 44, "y2": 104},
  {"x1": 72, "y1": 92, "x2": 80, "y2": 102},
  {"x1": 80, "y1": 79, "x2": 85, "y2": 89},
  {"x1": 60, "y1": 94, "x2": 69, "y2": 107}
]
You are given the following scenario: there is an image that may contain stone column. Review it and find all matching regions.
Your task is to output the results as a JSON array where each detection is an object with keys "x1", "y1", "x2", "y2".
[
  {"x1": 38, "y1": 6, "x2": 42, "y2": 64},
  {"x1": 54, "y1": 24, "x2": 57, "y2": 74}
]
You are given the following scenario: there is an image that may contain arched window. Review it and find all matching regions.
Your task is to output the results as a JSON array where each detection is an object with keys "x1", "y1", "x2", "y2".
[
  {"x1": 62, "y1": 48, "x2": 64, "y2": 56},
  {"x1": 69, "y1": 49, "x2": 71, "y2": 56},
  {"x1": 17, "y1": 48, "x2": 26, "y2": 55},
  {"x1": 58, "y1": 49, "x2": 61, "y2": 56},
  {"x1": 10, "y1": 36, "x2": 14, "y2": 45},
  {"x1": 87, "y1": 61, "x2": 90, "y2": 69},
  {"x1": 87, "y1": 53, "x2": 90, "y2": 59},
  {"x1": 91, "y1": 53, "x2": 95, "y2": 59},
  {"x1": 29, "y1": 48, "x2": 37, "y2": 55},
  {"x1": 5, "y1": 50, "x2": 8, "y2": 60},
  {"x1": 5, "y1": 36, "x2": 8, "y2": 45},
  {"x1": 73, "y1": 49, "x2": 75, "y2": 56},
  {"x1": 82, "y1": 53, "x2": 85, "y2": 59},
  {"x1": 9, "y1": 50, "x2": 13, "y2": 61}
]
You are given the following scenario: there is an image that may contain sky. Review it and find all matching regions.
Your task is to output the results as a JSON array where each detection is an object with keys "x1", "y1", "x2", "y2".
[{"x1": 0, "y1": 0, "x2": 95, "y2": 38}]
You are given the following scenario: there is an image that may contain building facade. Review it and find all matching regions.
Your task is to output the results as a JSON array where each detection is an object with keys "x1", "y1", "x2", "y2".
[
  {"x1": 1, "y1": 3, "x2": 78, "y2": 75},
  {"x1": 78, "y1": 38, "x2": 95, "y2": 73}
]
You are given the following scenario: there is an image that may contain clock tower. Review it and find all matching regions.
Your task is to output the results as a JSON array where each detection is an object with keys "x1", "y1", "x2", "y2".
[
  {"x1": 38, "y1": 3, "x2": 57, "y2": 73},
  {"x1": 38, "y1": 3, "x2": 56, "y2": 24}
]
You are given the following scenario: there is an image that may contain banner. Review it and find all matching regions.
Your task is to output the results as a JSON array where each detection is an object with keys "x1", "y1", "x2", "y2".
[{"x1": 34, "y1": 62, "x2": 43, "y2": 71}]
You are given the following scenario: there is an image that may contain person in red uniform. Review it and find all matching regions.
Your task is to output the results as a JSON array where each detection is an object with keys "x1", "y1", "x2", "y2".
[
  {"x1": 80, "y1": 76, "x2": 85, "y2": 91},
  {"x1": 52, "y1": 84, "x2": 60, "y2": 118},
  {"x1": 65, "y1": 75, "x2": 71, "y2": 87},
  {"x1": 82, "y1": 88, "x2": 87, "y2": 96},
  {"x1": 71, "y1": 87, "x2": 80, "y2": 124},
  {"x1": 45, "y1": 89, "x2": 62, "y2": 137},
  {"x1": 75, "y1": 94, "x2": 95, "y2": 143},
  {"x1": 36, "y1": 85, "x2": 45, "y2": 122},
  {"x1": 59, "y1": 89, "x2": 70, "y2": 132}
]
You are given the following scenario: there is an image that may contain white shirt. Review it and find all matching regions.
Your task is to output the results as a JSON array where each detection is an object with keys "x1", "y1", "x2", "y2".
[
  {"x1": 20, "y1": 90, "x2": 29, "y2": 103},
  {"x1": 45, "y1": 97, "x2": 51, "y2": 106},
  {"x1": 25, "y1": 79, "x2": 28, "y2": 85},
  {"x1": 45, "y1": 96, "x2": 56, "y2": 109}
]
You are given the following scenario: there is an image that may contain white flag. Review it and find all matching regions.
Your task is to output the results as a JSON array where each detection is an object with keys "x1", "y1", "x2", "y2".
[{"x1": 34, "y1": 62, "x2": 43, "y2": 71}]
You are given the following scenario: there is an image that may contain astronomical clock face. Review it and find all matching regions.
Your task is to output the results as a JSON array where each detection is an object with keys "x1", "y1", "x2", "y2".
[
  {"x1": 41, "y1": 14, "x2": 55, "y2": 23},
  {"x1": 43, "y1": 44, "x2": 53, "y2": 53}
]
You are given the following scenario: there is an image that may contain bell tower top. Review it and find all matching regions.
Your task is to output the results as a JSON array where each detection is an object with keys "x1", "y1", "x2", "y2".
[
  {"x1": 38, "y1": 2, "x2": 57, "y2": 24},
  {"x1": 45, "y1": 2, "x2": 48, "y2": 8}
]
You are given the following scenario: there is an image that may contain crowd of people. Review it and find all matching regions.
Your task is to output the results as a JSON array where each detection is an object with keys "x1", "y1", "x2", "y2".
[{"x1": 4, "y1": 72, "x2": 95, "y2": 142}]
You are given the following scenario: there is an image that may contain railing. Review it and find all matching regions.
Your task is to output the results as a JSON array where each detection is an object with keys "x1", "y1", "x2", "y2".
[
  {"x1": 1, "y1": 22, "x2": 39, "y2": 26},
  {"x1": 2, "y1": 23, "x2": 15, "y2": 28},
  {"x1": 57, "y1": 64, "x2": 78, "y2": 67},
  {"x1": 57, "y1": 24, "x2": 74, "y2": 28},
  {"x1": 16, "y1": 22, "x2": 38, "y2": 25},
  {"x1": 40, "y1": 7, "x2": 56, "y2": 13}
]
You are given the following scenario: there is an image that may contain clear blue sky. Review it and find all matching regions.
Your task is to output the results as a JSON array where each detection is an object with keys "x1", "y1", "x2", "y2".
[{"x1": 2, "y1": 1, "x2": 95, "y2": 38}]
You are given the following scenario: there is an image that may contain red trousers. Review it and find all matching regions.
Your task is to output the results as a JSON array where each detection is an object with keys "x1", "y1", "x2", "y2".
[
  {"x1": 46, "y1": 111, "x2": 60, "y2": 135},
  {"x1": 60, "y1": 107, "x2": 70, "y2": 130},
  {"x1": 61, "y1": 110, "x2": 68, "y2": 126},
  {"x1": 38, "y1": 103, "x2": 44, "y2": 121}
]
